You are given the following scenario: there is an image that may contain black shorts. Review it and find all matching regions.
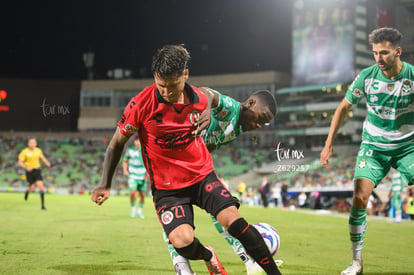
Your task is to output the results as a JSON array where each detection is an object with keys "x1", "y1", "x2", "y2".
[
  {"x1": 153, "y1": 171, "x2": 240, "y2": 236},
  {"x1": 26, "y1": 169, "x2": 43, "y2": 185}
]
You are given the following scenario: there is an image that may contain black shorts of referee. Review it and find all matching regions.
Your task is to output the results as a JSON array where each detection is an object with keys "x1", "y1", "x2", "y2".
[{"x1": 26, "y1": 168, "x2": 43, "y2": 185}]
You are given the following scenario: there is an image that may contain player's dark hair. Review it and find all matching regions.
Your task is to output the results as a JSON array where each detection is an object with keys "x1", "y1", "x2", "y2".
[
  {"x1": 252, "y1": 90, "x2": 277, "y2": 117},
  {"x1": 368, "y1": 27, "x2": 403, "y2": 47},
  {"x1": 151, "y1": 44, "x2": 190, "y2": 78}
]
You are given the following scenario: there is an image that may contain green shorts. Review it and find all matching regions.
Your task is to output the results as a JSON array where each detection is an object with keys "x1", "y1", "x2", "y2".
[
  {"x1": 128, "y1": 178, "x2": 147, "y2": 192},
  {"x1": 354, "y1": 142, "x2": 414, "y2": 187}
]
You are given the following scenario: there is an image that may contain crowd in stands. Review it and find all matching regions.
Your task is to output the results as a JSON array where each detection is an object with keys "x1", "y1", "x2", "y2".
[{"x1": 2, "y1": 136, "x2": 414, "y2": 220}]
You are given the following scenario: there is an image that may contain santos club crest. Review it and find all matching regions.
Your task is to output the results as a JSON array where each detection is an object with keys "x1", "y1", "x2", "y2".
[{"x1": 402, "y1": 80, "x2": 412, "y2": 93}]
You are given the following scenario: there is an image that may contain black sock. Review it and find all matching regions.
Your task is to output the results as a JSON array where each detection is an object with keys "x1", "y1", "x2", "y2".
[
  {"x1": 228, "y1": 218, "x2": 281, "y2": 275},
  {"x1": 175, "y1": 237, "x2": 212, "y2": 261},
  {"x1": 24, "y1": 190, "x2": 29, "y2": 200},
  {"x1": 40, "y1": 191, "x2": 45, "y2": 207}
]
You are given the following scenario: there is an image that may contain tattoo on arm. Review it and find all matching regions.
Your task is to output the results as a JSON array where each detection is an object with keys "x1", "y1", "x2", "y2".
[{"x1": 101, "y1": 128, "x2": 130, "y2": 188}]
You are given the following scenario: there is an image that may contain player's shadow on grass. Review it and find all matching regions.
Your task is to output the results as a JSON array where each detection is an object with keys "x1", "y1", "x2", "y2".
[{"x1": 48, "y1": 264, "x2": 172, "y2": 274}]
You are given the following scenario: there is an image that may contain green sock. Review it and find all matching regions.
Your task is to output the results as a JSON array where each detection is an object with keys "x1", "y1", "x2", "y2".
[{"x1": 348, "y1": 207, "x2": 367, "y2": 261}]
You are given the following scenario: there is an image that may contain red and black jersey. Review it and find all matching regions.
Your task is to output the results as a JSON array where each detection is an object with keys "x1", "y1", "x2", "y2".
[{"x1": 118, "y1": 83, "x2": 213, "y2": 190}]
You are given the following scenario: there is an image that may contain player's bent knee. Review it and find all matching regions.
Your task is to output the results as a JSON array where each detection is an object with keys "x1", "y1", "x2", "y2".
[
  {"x1": 168, "y1": 224, "x2": 194, "y2": 248},
  {"x1": 216, "y1": 205, "x2": 242, "y2": 229}
]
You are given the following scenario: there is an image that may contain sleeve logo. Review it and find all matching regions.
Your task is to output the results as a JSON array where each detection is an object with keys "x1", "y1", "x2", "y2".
[
  {"x1": 352, "y1": 89, "x2": 363, "y2": 98},
  {"x1": 124, "y1": 124, "x2": 137, "y2": 134}
]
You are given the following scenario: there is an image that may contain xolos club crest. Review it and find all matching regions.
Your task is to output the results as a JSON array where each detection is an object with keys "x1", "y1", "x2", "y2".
[{"x1": 189, "y1": 110, "x2": 200, "y2": 125}]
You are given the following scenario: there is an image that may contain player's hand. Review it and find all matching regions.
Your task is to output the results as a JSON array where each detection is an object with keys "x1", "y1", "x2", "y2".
[
  {"x1": 91, "y1": 185, "x2": 110, "y2": 205},
  {"x1": 320, "y1": 144, "x2": 333, "y2": 165},
  {"x1": 26, "y1": 167, "x2": 33, "y2": 172},
  {"x1": 192, "y1": 108, "x2": 211, "y2": 136},
  {"x1": 123, "y1": 170, "x2": 129, "y2": 177}
]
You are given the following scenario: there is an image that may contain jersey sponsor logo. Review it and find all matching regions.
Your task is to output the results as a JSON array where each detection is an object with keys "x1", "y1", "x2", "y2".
[
  {"x1": 189, "y1": 110, "x2": 200, "y2": 125},
  {"x1": 352, "y1": 88, "x2": 363, "y2": 98},
  {"x1": 124, "y1": 124, "x2": 137, "y2": 134},
  {"x1": 205, "y1": 180, "x2": 222, "y2": 192},
  {"x1": 161, "y1": 210, "x2": 174, "y2": 225},
  {"x1": 369, "y1": 105, "x2": 383, "y2": 116},
  {"x1": 155, "y1": 132, "x2": 194, "y2": 149},
  {"x1": 153, "y1": 113, "x2": 163, "y2": 123}
]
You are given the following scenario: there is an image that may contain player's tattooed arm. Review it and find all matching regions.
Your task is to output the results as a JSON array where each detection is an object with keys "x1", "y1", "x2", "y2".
[
  {"x1": 92, "y1": 127, "x2": 130, "y2": 205},
  {"x1": 101, "y1": 127, "x2": 130, "y2": 188},
  {"x1": 192, "y1": 87, "x2": 220, "y2": 135}
]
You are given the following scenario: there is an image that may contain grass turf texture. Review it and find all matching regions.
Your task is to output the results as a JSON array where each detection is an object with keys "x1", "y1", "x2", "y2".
[{"x1": 1, "y1": 192, "x2": 413, "y2": 275}]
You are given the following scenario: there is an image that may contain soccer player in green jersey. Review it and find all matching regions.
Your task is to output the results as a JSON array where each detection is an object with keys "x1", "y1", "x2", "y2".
[
  {"x1": 167, "y1": 88, "x2": 279, "y2": 275},
  {"x1": 122, "y1": 136, "x2": 147, "y2": 218},
  {"x1": 321, "y1": 27, "x2": 414, "y2": 275}
]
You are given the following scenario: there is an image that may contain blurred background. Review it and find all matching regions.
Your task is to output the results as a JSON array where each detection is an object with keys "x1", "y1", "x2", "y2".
[{"x1": 1, "y1": 0, "x2": 414, "y2": 218}]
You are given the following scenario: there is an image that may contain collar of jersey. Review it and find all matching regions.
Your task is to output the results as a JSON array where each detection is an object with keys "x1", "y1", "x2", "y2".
[{"x1": 156, "y1": 83, "x2": 200, "y2": 105}]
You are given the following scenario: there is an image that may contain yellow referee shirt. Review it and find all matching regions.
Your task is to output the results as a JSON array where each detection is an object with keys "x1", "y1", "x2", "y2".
[{"x1": 18, "y1": 148, "x2": 44, "y2": 169}]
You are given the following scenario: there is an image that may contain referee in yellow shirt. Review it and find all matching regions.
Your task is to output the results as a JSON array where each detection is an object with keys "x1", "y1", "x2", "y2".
[{"x1": 18, "y1": 138, "x2": 51, "y2": 210}]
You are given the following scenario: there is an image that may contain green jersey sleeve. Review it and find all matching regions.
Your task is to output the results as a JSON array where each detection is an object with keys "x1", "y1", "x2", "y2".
[
  {"x1": 203, "y1": 91, "x2": 242, "y2": 149},
  {"x1": 345, "y1": 70, "x2": 367, "y2": 104},
  {"x1": 123, "y1": 148, "x2": 131, "y2": 161}
]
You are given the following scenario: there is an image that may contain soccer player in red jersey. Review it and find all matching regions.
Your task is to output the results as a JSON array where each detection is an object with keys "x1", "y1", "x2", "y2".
[{"x1": 91, "y1": 44, "x2": 281, "y2": 275}]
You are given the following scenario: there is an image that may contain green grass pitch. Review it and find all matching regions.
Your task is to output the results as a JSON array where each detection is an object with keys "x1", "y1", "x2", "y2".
[{"x1": 1, "y1": 192, "x2": 413, "y2": 275}]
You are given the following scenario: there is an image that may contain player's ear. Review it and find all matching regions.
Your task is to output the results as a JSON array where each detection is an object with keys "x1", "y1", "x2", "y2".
[
  {"x1": 395, "y1": 46, "x2": 402, "y2": 57},
  {"x1": 183, "y1": 69, "x2": 189, "y2": 80},
  {"x1": 247, "y1": 98, "x2": 256, "y2": 109}
]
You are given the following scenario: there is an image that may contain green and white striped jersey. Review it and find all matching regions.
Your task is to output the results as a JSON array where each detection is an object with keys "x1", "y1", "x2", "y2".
[
  {"x1": 123, "y1": 147, "x2": 146, "y2": 180},
  {"x1": 345, "y1": 61, "x2": 414, "y2": 149},
  {"x1": 203, "y1": 91, "x2": 242, "y2": 150}
]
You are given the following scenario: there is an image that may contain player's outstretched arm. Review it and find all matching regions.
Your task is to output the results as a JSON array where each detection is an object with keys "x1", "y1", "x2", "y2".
[
  {"x1": 321, "y1": 98, "x2": 352, "y2": 165},
  {"x1": 91, "y1": 127, "x2": 130, "y2": 205}
]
